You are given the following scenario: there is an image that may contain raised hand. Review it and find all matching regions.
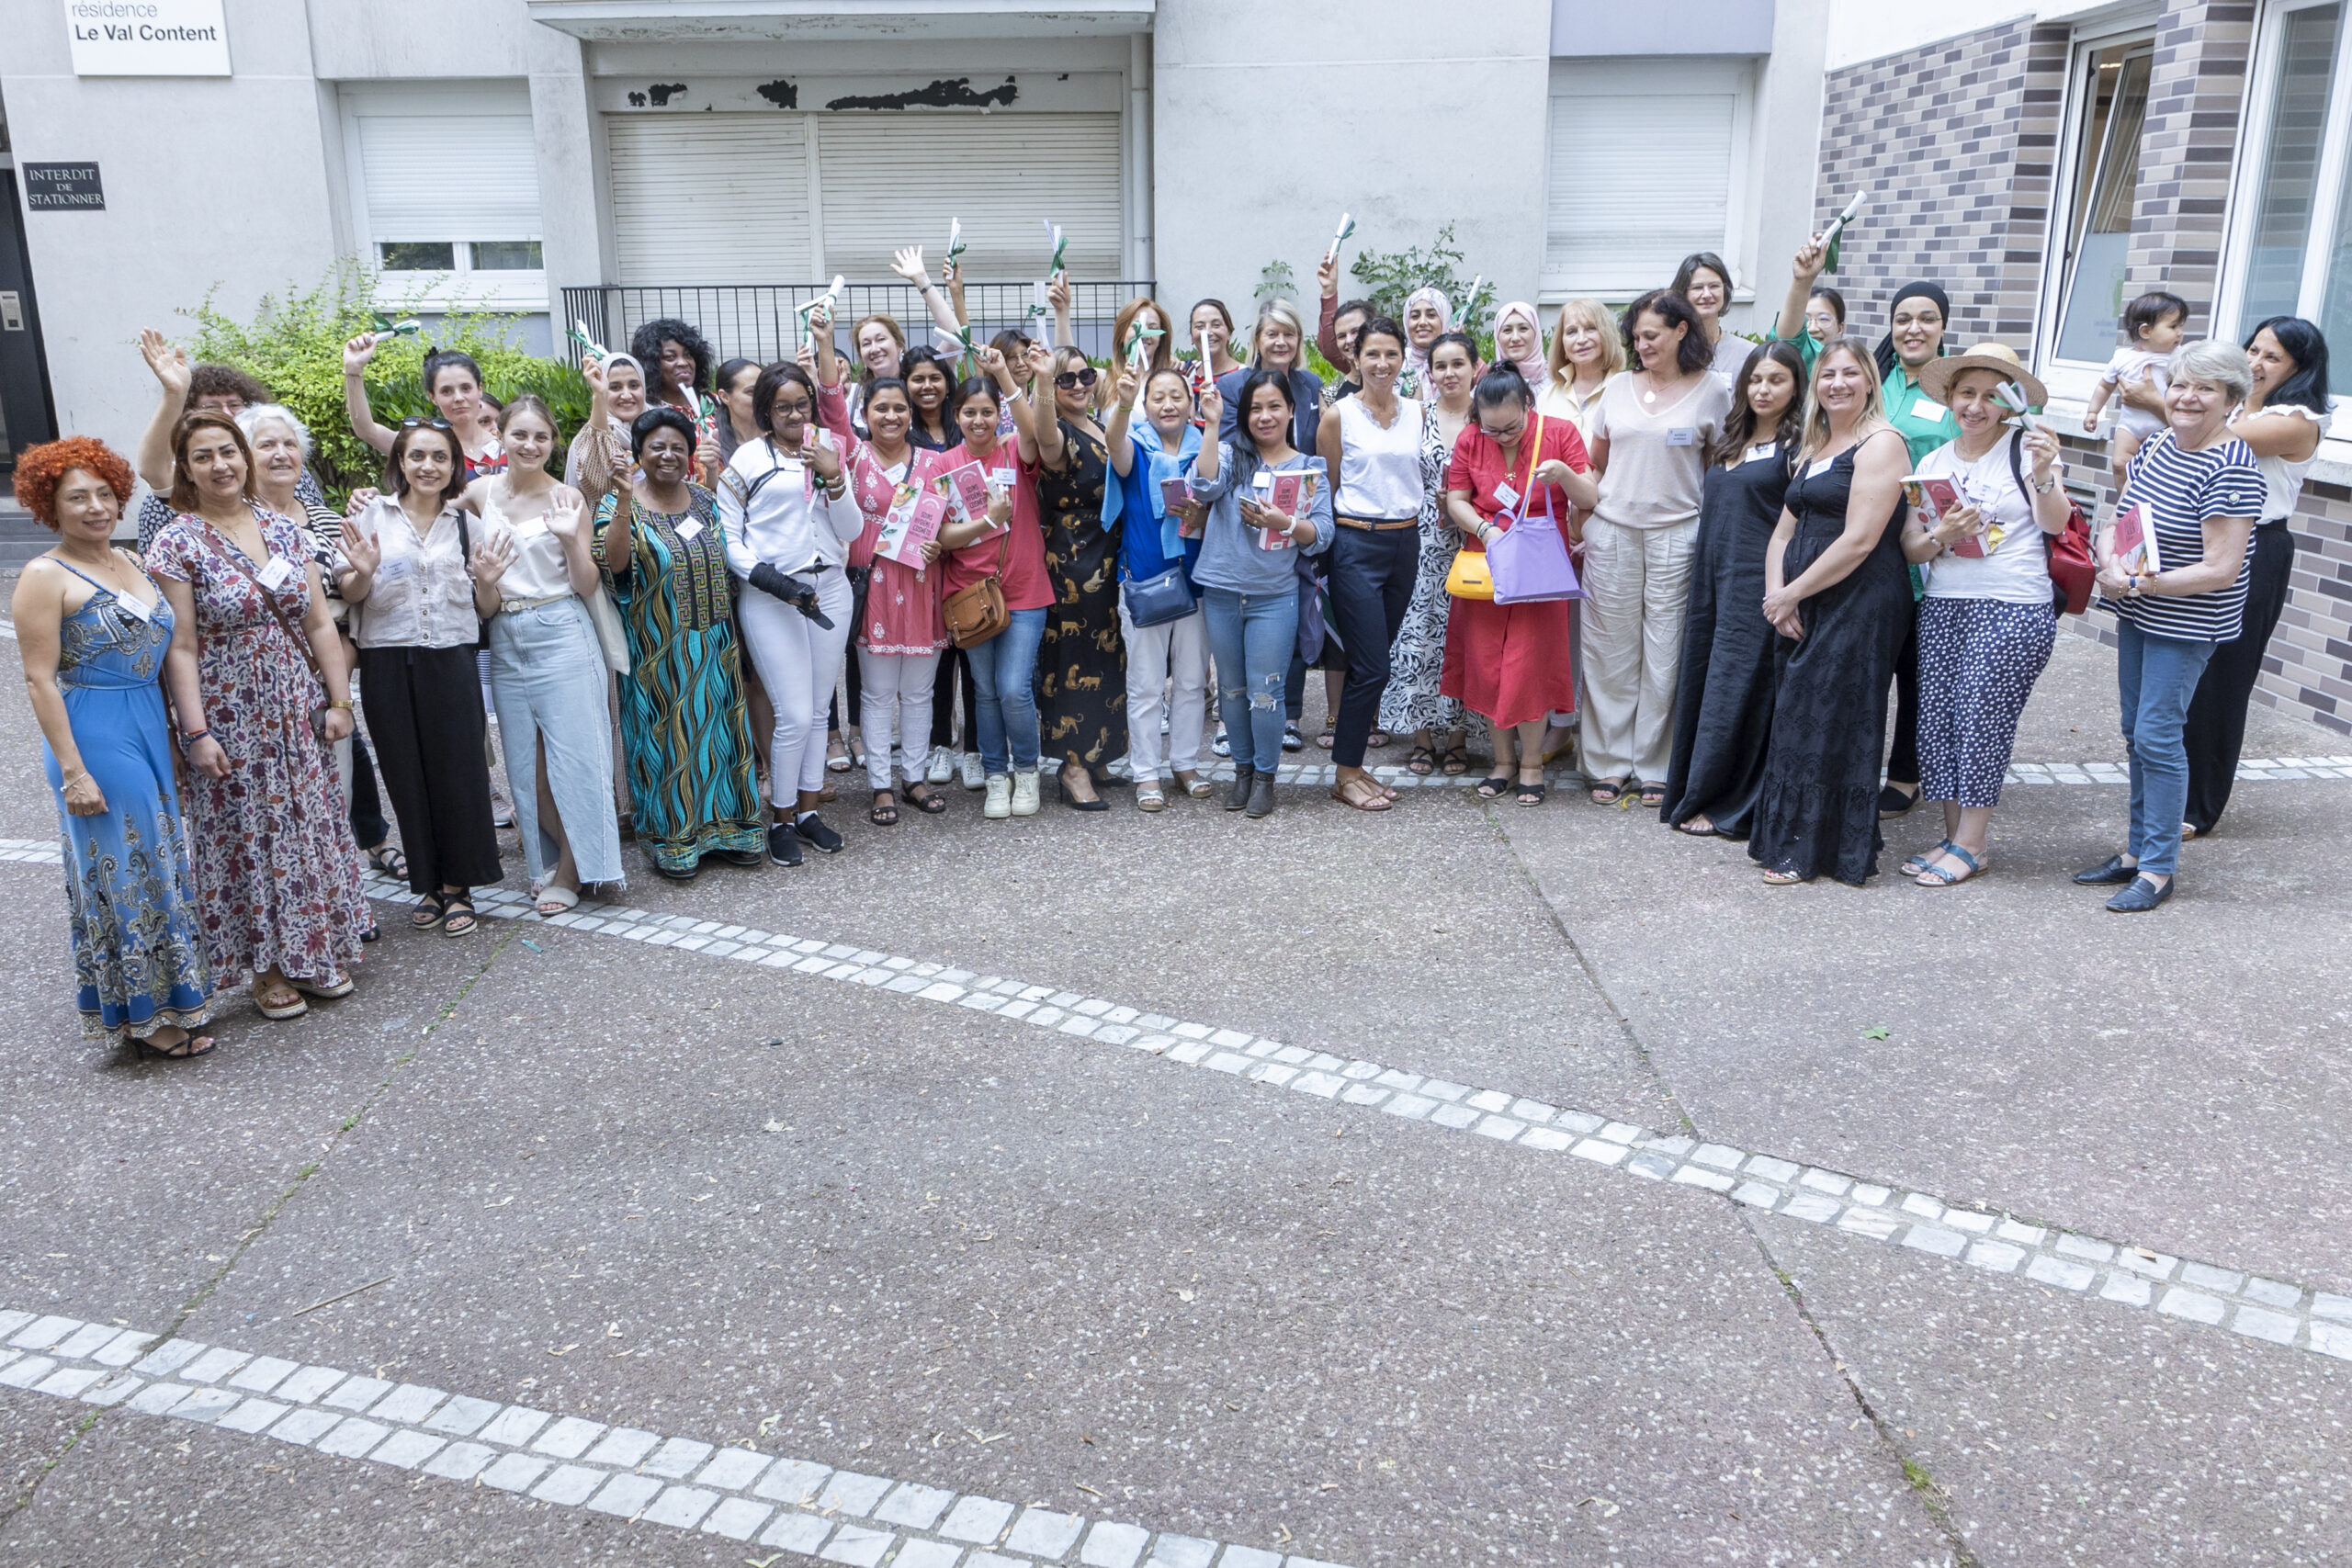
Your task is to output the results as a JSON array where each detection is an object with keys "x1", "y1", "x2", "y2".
[
  {"x1": 1195, "y1": 377, "x2": 1223, "y2": 430},
  {"x1": 1047, "y1": 274, "x2": 1072, "y2": 315},
  {"x1": 2024, "y1": 425, "x2": 2062, "y2": 483},
  {"x1": 1114, "y1": 365, "x2": 1140, "y2": 408},
  {"x1": 977, "y1": 344, "x2": 1010, "y2": 385},
  {"x1": 545, "y1": 487, "x2": 587, "y2": 540},
  {"x1": 694, "y1": 430, "x2": 723, "y2": 481},
  {"x1": 140, "y1": 329, "x2": 191, "y2": 397},
  {"x1": 1792, "y1": 234, "x2": 1827, "y2": 282},
  {"x1": 342, "y1": 332, "x2": 380, "y2": 377},
  {"x1": 1316, "y1": 252, "x2": 1340, "y2": 299},
  {"x1": 470, "y1": 527, "x2": 518, "y2": 587},
  {"x1": 890, "y1": 245, "x2": 930, "y2": 288},
  {"x1": 1023, "y1": 343, "x2": 1055, "y2": 386},
  {"x1": 339, "y1": 517, "x2": 382, "y2": 575}
]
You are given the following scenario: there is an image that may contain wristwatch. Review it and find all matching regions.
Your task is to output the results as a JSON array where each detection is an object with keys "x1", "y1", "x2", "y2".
[{"x1": 2032, "y1": 474, "x2": 2057, "y2": 494}]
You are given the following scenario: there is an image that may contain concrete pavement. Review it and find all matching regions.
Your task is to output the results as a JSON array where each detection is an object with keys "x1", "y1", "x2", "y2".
[{"x1": 2, "y1": 616, "x2": 2348, "y2": 1566}]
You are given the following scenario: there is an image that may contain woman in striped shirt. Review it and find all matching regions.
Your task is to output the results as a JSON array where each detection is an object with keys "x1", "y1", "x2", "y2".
[{"x1": 2074, "y1": 339, "x2": 2266, "y2": 913}]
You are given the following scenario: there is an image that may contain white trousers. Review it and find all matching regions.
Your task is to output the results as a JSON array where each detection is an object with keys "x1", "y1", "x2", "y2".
[
  {"x1": 857, "y1": 648, "x2": 942, "y2": 792},
  {"x1": 1577, "y1": 514, "x2": 1698, "y2": 785},
  {"x1": 1121, "y1": 590, "x2": 1209, "y2": 780},
  {"x1": 736, "y1": 568, "x2": 855, "y2": 806}
]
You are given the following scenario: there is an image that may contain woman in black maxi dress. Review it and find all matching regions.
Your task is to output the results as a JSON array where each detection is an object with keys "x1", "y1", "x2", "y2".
[
  {"x1": 1660, "y1": 437, "x2": 1794, "y2": 837},
  {"x1": 1747, "y1": 439, "x2": 1911, "y2": 885}
]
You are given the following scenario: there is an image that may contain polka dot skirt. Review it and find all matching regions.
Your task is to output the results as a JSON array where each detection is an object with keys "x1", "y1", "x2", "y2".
[{"x1": 1916, "y1": 596, "x2": 2056, "y2": 808}]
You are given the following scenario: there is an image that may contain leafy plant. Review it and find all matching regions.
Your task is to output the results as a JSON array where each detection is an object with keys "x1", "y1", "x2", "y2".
[
  {"x1": 182, "y1": 260, "x2": 588, "y2": 503},
  {"x1": 1349, "y1": 223, "x2": 1494, "y2": 353},
  {"x1": 1255, "y1": 257, "x2": 1298, "y2": 310}
]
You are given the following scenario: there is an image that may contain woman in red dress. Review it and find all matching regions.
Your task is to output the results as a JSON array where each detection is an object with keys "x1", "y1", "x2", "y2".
[{"x1": 1442, "y1": 366, "x2": 1599, "y2": 805}]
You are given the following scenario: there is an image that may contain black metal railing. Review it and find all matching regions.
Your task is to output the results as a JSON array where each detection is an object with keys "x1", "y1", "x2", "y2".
[{"x1": 561, "y1": 281, "x2": 1159, "y2": 368}]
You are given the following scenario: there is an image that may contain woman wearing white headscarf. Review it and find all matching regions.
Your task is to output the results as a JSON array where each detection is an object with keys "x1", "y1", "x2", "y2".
[
  {"x1": 1492, "y1": 303, "x2": 1549, "y2": 396},
  {"x1": 566, "y1": 352, "x2": 650, "y2": 520},
  {"x1": 1401, "y1": 287, "x2": 1453, "y2": 400}
]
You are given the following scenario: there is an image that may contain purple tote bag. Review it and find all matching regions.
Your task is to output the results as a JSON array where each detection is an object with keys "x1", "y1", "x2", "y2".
[{"x1": 1487, "y1": 488, "x2": 1584, "y2": 604}]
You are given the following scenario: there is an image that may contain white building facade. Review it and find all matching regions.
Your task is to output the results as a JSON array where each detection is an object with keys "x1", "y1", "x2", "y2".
[{"x1": 0, "y1": 0, "x2": 1825, "y2": 453}]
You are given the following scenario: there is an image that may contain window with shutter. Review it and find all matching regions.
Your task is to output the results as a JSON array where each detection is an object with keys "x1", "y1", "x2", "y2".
[
  {"x1": 1543, "y1": 60, "x2": 1752, "y2": 299},
  {"x1": 342, "y1": 83, "x2": 544, "y2": 306}
]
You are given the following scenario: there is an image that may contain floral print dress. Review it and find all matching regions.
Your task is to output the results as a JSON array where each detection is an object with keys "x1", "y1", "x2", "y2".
[
  {"x1": 1377, "y1": 404, "x2": 1468, "y2": 739},
  {"x1": 144, "y1": 510, "x2": 371, "y2": 987}
]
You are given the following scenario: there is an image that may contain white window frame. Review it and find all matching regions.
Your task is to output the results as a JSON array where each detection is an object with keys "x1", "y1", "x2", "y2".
[
  {"x1": 339, "y1": 81, "x2": 547, "y2": 313},
  {"x1": 1540, "y1": 57, "x2": 1758, "y2": 306},
  {"x1": 2215, "y1": 0, "x2": 2352, "y2": 440},
  {"x1": 2033, "y1": 6, "x2": 2161, "y2": 406}
]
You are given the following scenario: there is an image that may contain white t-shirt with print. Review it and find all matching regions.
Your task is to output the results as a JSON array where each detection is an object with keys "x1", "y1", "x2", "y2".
[{"x1": 1916, "y1": 435, "x2": 2052, "y2": 606}]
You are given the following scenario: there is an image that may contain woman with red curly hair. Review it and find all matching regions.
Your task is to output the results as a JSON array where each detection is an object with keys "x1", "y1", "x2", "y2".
[{"x1": 12, "y1": 437, "x2": 218, "y2": 1057}]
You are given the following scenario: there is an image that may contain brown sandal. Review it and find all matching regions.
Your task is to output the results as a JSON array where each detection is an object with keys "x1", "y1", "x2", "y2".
[{"x1": 1330, "y1": 774, "x2": 1393, "y2": 812}]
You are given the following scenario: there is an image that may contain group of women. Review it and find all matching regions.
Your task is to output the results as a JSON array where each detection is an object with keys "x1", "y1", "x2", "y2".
[{"x1": 14, "y1": 234, "x2": 2332, "y2": 1057}]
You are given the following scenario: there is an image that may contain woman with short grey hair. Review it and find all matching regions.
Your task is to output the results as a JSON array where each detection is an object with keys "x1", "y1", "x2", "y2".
[{"x1": 2075, "y1": 337, "x2": 2265, "y2": 913}]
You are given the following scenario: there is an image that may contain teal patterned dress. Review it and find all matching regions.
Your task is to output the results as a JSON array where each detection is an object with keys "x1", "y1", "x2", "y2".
[
  {"x1": 594, "y1": 486, "x2": 765, "y2": 874},
  {"x1": 42, "y1": 562, "x2": 212, "y2": 1043}
]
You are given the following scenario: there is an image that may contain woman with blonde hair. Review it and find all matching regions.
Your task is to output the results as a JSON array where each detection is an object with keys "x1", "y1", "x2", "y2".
[
  {"x1": 1538, "y1": 299, "x2": 1624, "y2": 434},
  {"x1": 1747, "y1": 337, "x2": 1913, "y2": 885}
]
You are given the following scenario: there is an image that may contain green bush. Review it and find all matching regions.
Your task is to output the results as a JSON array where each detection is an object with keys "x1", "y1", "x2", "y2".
[
  {"x1": 183, "y1": 260, "x2": 588, "y2": 503},
  {"x1": 1348, "y1": 224, "x2": 1495, "y2": 358}
]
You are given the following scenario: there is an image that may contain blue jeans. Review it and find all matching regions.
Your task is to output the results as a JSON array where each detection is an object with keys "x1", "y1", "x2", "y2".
[
  {"x1": 1203, "y1": 587, "x2": 1299, "y2": 773},
  {"x1": 966, "y1": 607, "x2": 1046, "y2": 775},
  {"x1": 487, "y1": 598, "x2": 625, "y2": 886},
  {"x1": 2116, "y1": 619, "x2": 2214, "y2": 878}
]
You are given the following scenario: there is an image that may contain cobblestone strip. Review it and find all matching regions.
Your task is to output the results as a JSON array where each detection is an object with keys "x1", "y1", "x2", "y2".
[
  {"x1": 0, "y1": 1311, "x2": 1346, "y2": 1568},
  {"x1": 1154, "y1": 755, "x2": 2352, "y2": 790},
  {"x1": 5, "y1": 844, "x2": 2346, "y2": 1367}
]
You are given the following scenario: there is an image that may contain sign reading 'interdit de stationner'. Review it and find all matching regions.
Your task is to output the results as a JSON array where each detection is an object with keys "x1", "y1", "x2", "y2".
[{"x1": 62, "y1": 0, "x2": 231, "y2": 75}]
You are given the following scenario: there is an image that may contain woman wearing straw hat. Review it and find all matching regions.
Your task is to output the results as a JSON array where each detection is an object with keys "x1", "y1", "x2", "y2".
[{"x1": 1894, "y1": 342, "x2": 2074, "y2": 886}]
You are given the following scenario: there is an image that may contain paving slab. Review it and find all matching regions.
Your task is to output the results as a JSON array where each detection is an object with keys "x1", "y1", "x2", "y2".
[
  {"x1": 1754, "y1": 1207, "x2": 2352, "y2": 1566},
  {"x1": 1498, "y1": 639, "x2": 2352, "y2": 1292},
  {"x1": 164, "y1": 938, "x2": 1941, "y2": 1565},
  {"x1": 0, "y1": 893, "x2": 496, "y2": 1329}
]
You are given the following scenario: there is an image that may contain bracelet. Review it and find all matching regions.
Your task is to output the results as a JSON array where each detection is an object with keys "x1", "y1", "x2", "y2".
[
  {"x1": 61, "y1": 769, "x2": 91, "y2": 789},
  {"x1": 329, "y1": 698, "x2": 354, "y2": 711},
  {"x1": 180, "y1": 729, "x2": 210, "y2": 745}
]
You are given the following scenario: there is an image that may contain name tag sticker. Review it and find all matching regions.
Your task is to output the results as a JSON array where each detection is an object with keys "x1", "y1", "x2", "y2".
[
  {"x1": 1667, "y1": 426, "x2": 1697, "y2": 447},
  {"x1": 375, "y1": 557, "x2": 414, "y2": 586},
  {"x1": 255, "y1": 556, "x2": 296, "y2": 592},
  {"x1": 116, "y1": 592, "x2": 152, "y2": 622},
  {"x1": 1493, "y1": 481, "x2": 1521, "y2": 509},
  {"x1": 674, "y1": 518, "x2": 705, "y2": 542},
  {"x1": 1746, "y1": 442, "x2": 1778, "y2": 464},
  {"x1": 1919, "y1": 400, "x2": 1951, "y2": 423}
]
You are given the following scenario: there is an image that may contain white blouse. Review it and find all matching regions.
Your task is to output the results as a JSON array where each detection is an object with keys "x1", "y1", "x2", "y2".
[
  {"x1": 480, "y1": 482, "x2": 577, "y2": 603},
  {"x1": 350, "y1": 495, "x2": 478, "y2": 650}
]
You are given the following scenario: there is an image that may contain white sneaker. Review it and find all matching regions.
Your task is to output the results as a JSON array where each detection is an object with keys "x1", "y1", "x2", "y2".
[
  {"x1": 960, "y1": 751, "x2": 985, "y2": 790},
  {"x1": 925, "y1": 746, "x2": 954, "y2": 785},
  {"x1": 983, "y1": 773, "x2": 1012, "y2": 819},
  {"x1": 1010, "y1": 770, "x2": 1041, "y2": 817}
]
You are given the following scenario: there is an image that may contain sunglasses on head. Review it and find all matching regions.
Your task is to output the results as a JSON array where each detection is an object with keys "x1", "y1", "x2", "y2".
[
  {"x1": 1055, "y1": 367, "x2": 1100, "y2": 390},
  {"x1": 400, "y1": 417, "x2": 454, "y2": 431}
]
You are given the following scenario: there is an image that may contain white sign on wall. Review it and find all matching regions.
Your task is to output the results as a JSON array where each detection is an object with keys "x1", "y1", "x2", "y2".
[{"x1": 63, "y1": 0, "x2": 231, "y2": 76}]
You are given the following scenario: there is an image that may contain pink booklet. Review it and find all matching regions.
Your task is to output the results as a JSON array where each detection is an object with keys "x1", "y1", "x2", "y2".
[
  {"x1": 1256, "y1": 469, "x2": 1308, "y2": 550},
  {"x1": 876, "y1": 484, "x2": 947, "y2": 567},
  {"x1": 944, "y1": 462, "x2": 998, "y2": 532}
]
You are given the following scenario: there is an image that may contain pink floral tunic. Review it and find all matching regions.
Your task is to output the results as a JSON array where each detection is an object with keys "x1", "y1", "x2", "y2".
[
  {"x1": 145, "y1": 509, "x2": 370, "y2": 986},
  {"x1": 845, "y1": 441, "x2": 950, "y2": 655}
]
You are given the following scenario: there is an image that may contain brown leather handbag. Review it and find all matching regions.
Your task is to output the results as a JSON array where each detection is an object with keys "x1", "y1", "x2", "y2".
[{"x1": 942, "y1": 529, "x2": 1011, "y2": 649}]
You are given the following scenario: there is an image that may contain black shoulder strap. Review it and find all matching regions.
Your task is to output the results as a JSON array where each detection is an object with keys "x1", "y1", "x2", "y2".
[{"x1": 2007, "y1": 427, "x2": 2029, "y2": 502}]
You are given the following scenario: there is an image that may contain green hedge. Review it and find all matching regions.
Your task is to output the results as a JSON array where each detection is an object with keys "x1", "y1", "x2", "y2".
[{"x1": 184, "y1": 260, "x2": 589, "y2": 503}]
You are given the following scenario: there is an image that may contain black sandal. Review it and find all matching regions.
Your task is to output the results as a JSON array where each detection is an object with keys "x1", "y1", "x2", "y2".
[
  {"x1": 1440, "y1": 745, "x2": 1471, "y2": 775},
  {"x1": 440, "y1": 895, "x2": 478, "y2": 937},
  {"x1": 367, "y1": 843, "x2": 409, "y2": 879},
  {"x1": 133, "y1": 1030, "x2": 217, "y2": 1060},
  {"x1": 1589, "y1": 778, "x2": 1628, "y2": 806},
  {"x1": 1515, "y1": 780, "x2": 1547, "y2": 807},
  {"x1": 1406, "y1": 745, "x2": 1437, "y2": 776},
  {"x1": 1636, "y1": 783, "x2": 1667, "y2": 808},
  {"x1": 1474, "y1": 775, "x2": 1512, "y2": 800},
  {"x1": 411, "y1": 891, "x2": 451, "y2": 931},
  {"x1": 870, "y1": 790, "x2": 899, "y2": 827},
  {"x1": 905, "y1": 784, "x2": 947, "y2": 815}
]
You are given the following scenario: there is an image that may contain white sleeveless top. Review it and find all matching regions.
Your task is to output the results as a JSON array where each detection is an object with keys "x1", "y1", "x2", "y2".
[
  {"x1": 2250, "y1": 403, "x2": 2324, "y2": 523},
  {"x1": 1334, "y1": 394, "x2": 1425, "y2": 520},
  {"x1": 481, "y1": 481, "x2": 576, "y2": 603}
]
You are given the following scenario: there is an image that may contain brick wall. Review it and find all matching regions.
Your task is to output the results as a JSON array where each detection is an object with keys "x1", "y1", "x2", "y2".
[
  {"x1": 2124, "y1": 0, "x2": 2256, "y2": 333},
  {"x1": 1811, "y1": 19, "x2": 2073, "y2": 345},
  {"x1": 1814, "y1": 7, "x2": 2350, "y2": 738}
]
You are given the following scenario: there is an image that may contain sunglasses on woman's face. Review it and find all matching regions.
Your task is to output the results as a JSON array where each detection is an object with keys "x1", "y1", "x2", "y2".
[{"x1": 1055, "y1": 368, "x2": 1100, "y2": 390}]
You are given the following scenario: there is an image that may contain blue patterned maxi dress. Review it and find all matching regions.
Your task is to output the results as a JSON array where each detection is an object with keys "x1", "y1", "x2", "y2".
[{"x1": 42, "y1": 563, "x2": 212, "y2": 1043}]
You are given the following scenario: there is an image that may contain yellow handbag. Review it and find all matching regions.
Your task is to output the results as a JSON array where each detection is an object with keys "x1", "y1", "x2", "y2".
[{"x1": 1444, "y1": 547, "x2": 1494, "y2": 601}]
